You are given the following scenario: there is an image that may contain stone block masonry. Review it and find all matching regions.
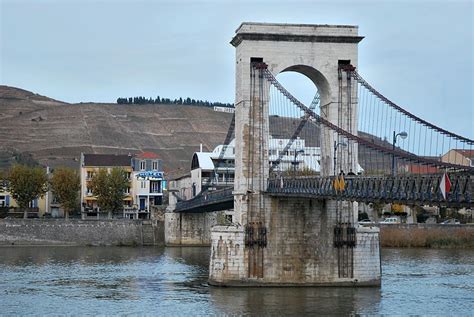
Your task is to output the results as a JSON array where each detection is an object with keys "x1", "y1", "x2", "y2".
[
  {"x1": 209, "y1": 197, "x2": 381, "y2": 286},
  {"x1": 165, "y1": 211, "x2": 218, "y2": 246},
  {"x1": 0, "y1": 219, "x2": 164, "y2": 246},
  {"x1": 353, "y1": 226, "x2": 381, "y2": 284},
  {"x1": 209, "y1": 226, "x2": 246, "y2": 283}
]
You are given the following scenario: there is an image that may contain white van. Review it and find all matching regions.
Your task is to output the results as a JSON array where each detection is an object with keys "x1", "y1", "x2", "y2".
[{"x1": 380, "y1": 217, "x2": 400, "y2": 224}]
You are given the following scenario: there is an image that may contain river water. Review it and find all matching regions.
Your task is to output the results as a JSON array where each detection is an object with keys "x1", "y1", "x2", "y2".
[{"x1": 0, "y1": 247, "x2": 472, "y2": 316}]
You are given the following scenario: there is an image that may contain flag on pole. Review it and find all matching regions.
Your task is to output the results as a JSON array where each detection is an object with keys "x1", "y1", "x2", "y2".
[{"x1": 439, "y1": 173, "x2": 451, "y2": 200}]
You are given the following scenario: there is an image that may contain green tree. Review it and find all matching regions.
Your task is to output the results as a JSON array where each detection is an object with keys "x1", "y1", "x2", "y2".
[
  {"x1": 8, "y1": 165, "x2": 48, "y2": 218},
  {"x1": 90, "y1": 167, "x2": 129, "y2": 218},
  {"x1": 50, "y1": 167, "x2": 80, "y2": 219}
]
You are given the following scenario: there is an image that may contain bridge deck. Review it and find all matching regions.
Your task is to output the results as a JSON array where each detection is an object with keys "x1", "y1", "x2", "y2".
[{"x1": 174, "y1": 174, "x2": 472, "y2": 213}]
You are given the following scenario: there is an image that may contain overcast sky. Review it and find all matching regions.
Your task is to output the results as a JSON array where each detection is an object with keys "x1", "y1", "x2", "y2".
[{"x1": 1, "y1": 0, "x2": 472, "y2": 138}]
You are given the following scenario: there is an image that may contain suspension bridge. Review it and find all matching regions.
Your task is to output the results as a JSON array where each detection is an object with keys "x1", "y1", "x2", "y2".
[
  {"x1": 168, "y1": 23, "x2": 473, "y2": 287},
  {"x1": 175, "y1": 60, "x2": 473, "y2": 213}
]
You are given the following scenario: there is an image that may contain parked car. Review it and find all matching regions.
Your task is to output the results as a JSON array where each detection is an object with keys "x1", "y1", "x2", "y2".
[
  {"x1": 440, "y1": 219, "x2": 461, "y2": 225},
  {"x1": 358, "y1": 219, "x2": 375, "y2": 226},
  {"x1": 380, "y1": 217, "x2": 400, "y2": 224}
]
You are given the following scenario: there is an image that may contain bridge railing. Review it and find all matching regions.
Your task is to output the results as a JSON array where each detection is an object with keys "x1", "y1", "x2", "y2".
[
  {"x1": 267, "y1": 174, "x2": 473, "y2": 208},
  {"x1": 174, "y1": 187, "x2": 234, "y2": 213}
]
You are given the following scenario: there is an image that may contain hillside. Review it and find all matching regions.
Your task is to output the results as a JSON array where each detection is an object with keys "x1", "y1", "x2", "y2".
[
  {"x1": 0, "y1": 85, "x2": 234, "y2": 177},
  {"x1": 1, "y1": 85, "x2": 388, "y2": 177}
]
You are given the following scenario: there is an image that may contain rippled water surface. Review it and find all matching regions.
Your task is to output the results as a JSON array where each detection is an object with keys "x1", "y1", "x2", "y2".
[{"x1": 0, "y1": 247, "x2": 472, "y2": 315}]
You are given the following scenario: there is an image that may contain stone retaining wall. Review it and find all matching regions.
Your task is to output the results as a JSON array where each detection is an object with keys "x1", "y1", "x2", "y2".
[{"x1": 0, "y1": 219, "x2": 164, "y2": 246}]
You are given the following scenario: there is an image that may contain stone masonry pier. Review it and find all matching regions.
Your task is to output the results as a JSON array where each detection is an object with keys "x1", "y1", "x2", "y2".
[{"x1": 209, "y1": 197, "x2": 380, "y2": 286}]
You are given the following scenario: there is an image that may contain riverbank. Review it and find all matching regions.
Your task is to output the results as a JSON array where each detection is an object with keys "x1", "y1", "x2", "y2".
[
  {"x1": 380, "y1": 224, "x2": 474, "y2": 248},
  {"x1": 0, "y1": 219, "x2": 164, "y2": 246},
  {"x1": 1, "y1": 219, "x2": 472, "y2": 248}
]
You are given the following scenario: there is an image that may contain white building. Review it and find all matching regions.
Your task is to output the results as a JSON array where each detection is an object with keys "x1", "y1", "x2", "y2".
[
  {"x1": 188, "y1": 137, "x2": 321, "y2": 197},
  {"x1": 131, "y1": 152, "x2": 165, "y2": 218},
  {"x1": 268, "y1": 136, "x2": 321, "y2": 173}
]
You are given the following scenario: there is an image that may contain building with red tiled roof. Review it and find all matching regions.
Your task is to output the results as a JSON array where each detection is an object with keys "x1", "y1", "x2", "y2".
[{"x1": 136, "y1": 152, "x2": 160, "y2": 160}]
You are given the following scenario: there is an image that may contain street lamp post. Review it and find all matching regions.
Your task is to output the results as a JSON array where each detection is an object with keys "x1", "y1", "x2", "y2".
[
  {"x1": 392, "y1": 131, "x2": 408, "y2": 176},
  {"x1": 333, "y1": 140, "x2": 347, "y2": 176},
  {"x1": 293, "y1": 149, "x2": 305, "y2": 176}
]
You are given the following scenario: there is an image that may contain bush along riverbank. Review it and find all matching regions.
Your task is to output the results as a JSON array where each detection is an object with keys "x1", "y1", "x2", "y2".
[{"x1": 380, "y1": 224, "x2": 474, "y2": 248}]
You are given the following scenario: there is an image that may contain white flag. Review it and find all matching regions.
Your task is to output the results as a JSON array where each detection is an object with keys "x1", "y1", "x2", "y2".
[{"x1": 439, "y1": 173, "x2": 452, "y2": 200}]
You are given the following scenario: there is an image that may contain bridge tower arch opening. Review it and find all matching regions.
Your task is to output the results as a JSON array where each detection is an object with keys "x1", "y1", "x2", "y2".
[
  {"x1": 209, "y1": 22, "x2": 380, "y2": 287},
  {"x1": 269, "y1": 68, "x2": 322, "y2": 176}
]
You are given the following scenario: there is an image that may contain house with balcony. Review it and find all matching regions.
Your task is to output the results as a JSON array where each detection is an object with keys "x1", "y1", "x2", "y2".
[
  {"x1": 130, "y1": 152, "x2": 164, "y2": 219},
  {"x1": 80, "y1": 153, "x2": 133, "y2": 218}
]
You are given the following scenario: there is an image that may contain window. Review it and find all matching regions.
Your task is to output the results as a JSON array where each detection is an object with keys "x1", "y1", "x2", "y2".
[
  {"x1": 124, "y1": 187, "x2": 130, "y2": 194},
  {"x1": 141, "y1": 181, "x2": 146, "y2": 189},
  {"x1": 150, "y1": 181, "x2": 161, "y2": 193},
  {"x1": 87, "y1": 171, "x2": 94, "y2": 179},
  {"x1": 152, "y1": 161, "x2": 158, "y2": 170},
  {"x1": 86, "y1": 187, "x2": 93, "y2": 195},
  {"x1": 140, "y1": 160, "x2": 146, "y2": 170},
  {"x1": 126, "y1": 172, "x2": 131, "y2": 180}
]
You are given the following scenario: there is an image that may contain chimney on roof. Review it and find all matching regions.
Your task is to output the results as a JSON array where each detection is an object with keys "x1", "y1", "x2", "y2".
[{"x1": 200, "y1": 144, "x2": 203, "y2": 153}]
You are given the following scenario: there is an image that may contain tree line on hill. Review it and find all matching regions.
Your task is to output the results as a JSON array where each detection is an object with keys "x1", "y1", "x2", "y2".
[{"x1": 116, "y1": 96, "x2": 234, "y2": 108}]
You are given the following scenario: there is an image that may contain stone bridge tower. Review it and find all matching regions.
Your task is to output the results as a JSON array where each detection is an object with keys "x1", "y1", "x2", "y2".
[{"x1": 209, "y1": 23, "x2": 380, "y2": 287}]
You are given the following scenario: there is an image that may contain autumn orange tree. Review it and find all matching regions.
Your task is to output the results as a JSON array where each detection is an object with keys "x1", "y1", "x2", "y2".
[{"x1": 51, "y1": 167, "x2": 80, "y2": 219}]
